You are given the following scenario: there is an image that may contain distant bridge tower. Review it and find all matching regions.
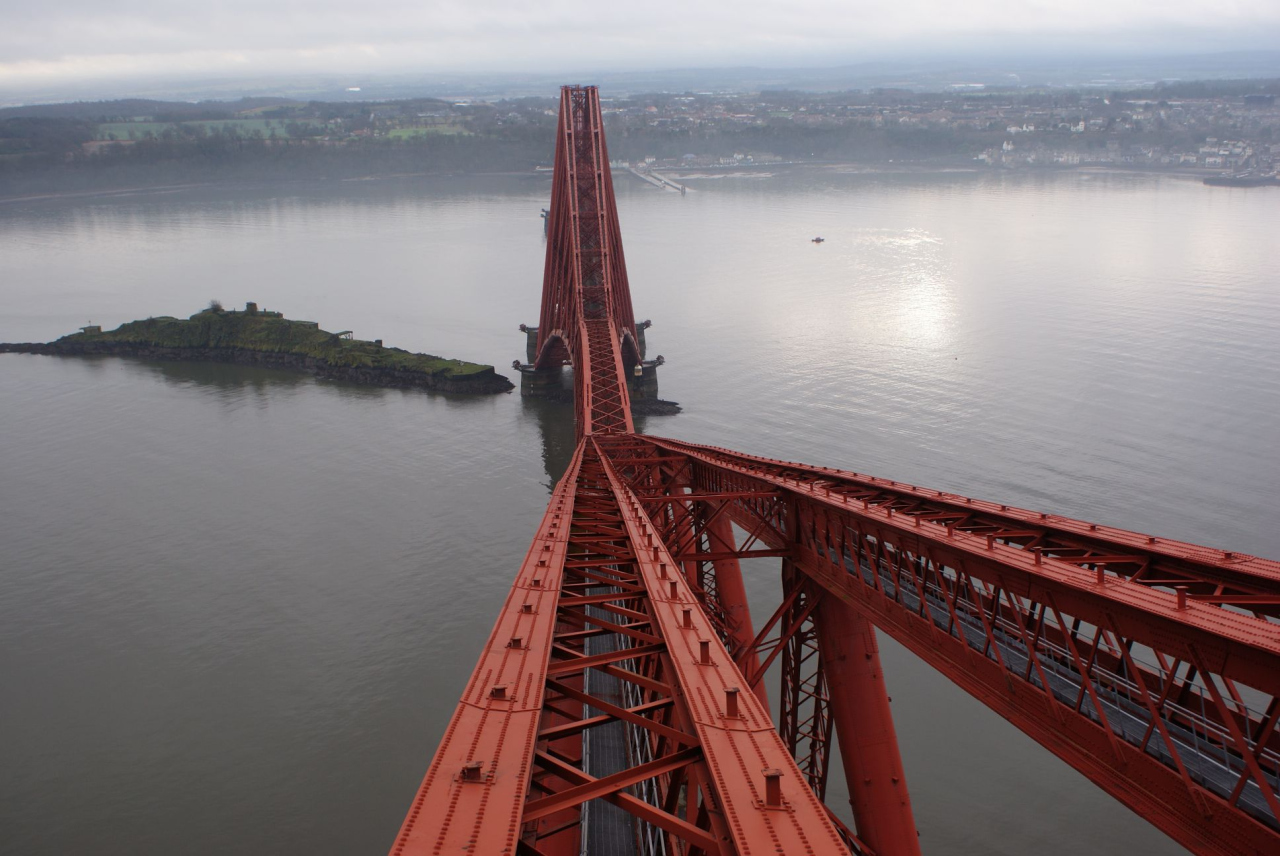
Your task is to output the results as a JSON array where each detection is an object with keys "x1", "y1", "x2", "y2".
[{"x1": 517, "y1": 85, "x2": 660, "y2": 437}]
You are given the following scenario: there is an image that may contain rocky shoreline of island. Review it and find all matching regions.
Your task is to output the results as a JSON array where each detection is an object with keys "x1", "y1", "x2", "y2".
[{"x1": 0, "y1": 303, "x2": 514, "y2": 395}]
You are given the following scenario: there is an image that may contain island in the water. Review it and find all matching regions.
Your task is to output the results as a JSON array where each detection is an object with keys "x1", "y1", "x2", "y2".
[{"x1": 0, "y1": 302, "x2": 514, "y2": 395}]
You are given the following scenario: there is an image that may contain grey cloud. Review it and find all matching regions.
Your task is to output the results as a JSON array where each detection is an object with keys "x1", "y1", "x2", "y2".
[{"x1": 2, "y1": 0, "x2": 1279, "y2": 87}]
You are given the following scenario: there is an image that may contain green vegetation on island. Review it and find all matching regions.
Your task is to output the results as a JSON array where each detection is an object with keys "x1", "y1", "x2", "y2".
[
  {"x1": 0, "y1": 302, "x2": 513, "y2": 394},
  {"x1": 79, "y1": 303, "x2": 492, "y2": 375}
]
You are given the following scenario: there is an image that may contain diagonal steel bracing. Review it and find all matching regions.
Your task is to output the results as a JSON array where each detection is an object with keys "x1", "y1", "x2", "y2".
[
  {"x1": 631, "y1": 434, "x2": 1280, "y2": 856},
  {"x1": 391, "y1": 440, "x2": 849, "y2": 855},
  {"x1": 392, "y1": 80, "x2": 1280, "y2": 856}
]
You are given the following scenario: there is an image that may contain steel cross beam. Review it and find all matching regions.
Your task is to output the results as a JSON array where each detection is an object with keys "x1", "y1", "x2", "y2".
[
  {"x1": 598, "y1": 433, "x2": 921, "y2": 856},
  {"x1": 595, "y1": 435, "x2": 781, "y2": 708},
  {"x1": 390, "y1": 439, "x2": 848, "y2": 856},
  {"x1": 632, "y1": 435, "x2": 1280, "y2": 856}
]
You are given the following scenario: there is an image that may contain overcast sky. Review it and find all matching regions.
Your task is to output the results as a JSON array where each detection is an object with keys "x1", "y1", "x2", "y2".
[{"x1": 3, "y1": 0, "x2": 1279, "y2": 91}]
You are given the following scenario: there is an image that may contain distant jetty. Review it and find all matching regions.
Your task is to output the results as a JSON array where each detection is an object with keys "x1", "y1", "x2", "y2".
[
  {"x1": 1203, "y1": 173, "x2": 1280, "y2": 188},
  {"x1": 0, "y1": 303, "x2": 514, "y2": 395}
]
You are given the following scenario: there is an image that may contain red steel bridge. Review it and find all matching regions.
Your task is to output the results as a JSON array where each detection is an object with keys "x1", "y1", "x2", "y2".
[{"x1": 389, "y1": 86, "x2": 1280, "y2": 856}]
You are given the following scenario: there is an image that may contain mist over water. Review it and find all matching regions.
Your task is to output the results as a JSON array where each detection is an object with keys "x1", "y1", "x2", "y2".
[{"x1": 2, "y1": 169, "x2": 1276, "y2": 854}]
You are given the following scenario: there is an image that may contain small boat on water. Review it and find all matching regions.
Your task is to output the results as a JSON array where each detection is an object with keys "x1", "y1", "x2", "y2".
[{"x1": 812, "y1": 237, "x2": 825, "y2": 243}]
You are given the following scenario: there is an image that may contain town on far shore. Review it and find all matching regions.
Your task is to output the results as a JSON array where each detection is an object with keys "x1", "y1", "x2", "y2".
[{"x1": 2, "y1": 79, "x2": 1277, "y2": 195}]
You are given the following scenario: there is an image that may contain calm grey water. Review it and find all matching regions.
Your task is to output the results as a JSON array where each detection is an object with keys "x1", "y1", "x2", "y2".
[{"x1": 1, "y1": 169, "x2": 1277, "y2": 855}]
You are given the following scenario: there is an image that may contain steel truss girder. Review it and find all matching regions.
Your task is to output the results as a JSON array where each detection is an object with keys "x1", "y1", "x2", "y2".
[
  {"x1": 389, "y1": 444, "x2": 586, "y2": 855},
  {"x1": 777, "y1": 561, "x2": 833, "y2": 801},
  {"x1": 598, "y1": 435, "x2": 784, "y2": 650},
  {"x1": 636, "y1": 435, "x2": 1280, "y2": 856},
  {"x1": 594, "y1": 439, "x2": 857, "y2": 850},
  {"x1": 652, "y1": 438, "x2": 1280, "y2": 619},
  {"x1": 391, "y1": 440, "x2": 848, "y2": 856},
  {"x1": 597, "y1": 435, "x2": 906, "y2": 855},
  {"x1": 400, "y1": 79, "x2": 1279, "y2": 851}
]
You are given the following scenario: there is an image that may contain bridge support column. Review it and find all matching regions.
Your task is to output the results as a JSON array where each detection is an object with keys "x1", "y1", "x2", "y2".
[
  {"x1": 816, "y1": 596, "x2": 920, "y2": 856},
  {"x1": 522, "y1": 325, "x2": 539, "y2": 364},
  {"x1": 519, "y1": 368, "x2": 564, "y2": 399},
  {"x1": 626, "y1": 363, "x2": 660, "y2": 401},
  {"x1": 705, "y1": 514, "x2": 769, "y2": 709},
  {"x1": 517, "y1": 325, "x2": 570, "y2": 400}
]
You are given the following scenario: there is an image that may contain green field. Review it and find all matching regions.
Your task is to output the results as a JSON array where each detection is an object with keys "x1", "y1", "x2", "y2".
[
  {"x1": 96, "y1": 122, "x2": 172, "y2": 140},
  {"x1": 184, "y1": 119, "x2": 293, "y2": 137},
  {"x1": 96, "y1": 119, "x2": 298, "y2": 140},
  {"x1": 234, "y1": 103, "x2": 305, "y2": 116},
  {"x1": 387, "y1": 125, "x2": 472, "y2": 139}
]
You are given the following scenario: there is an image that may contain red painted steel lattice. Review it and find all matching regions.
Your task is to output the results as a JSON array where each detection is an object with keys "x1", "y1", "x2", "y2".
[
  {"x1": 535, "y1": 85, "x2": 638, "y2": 438},
  {"x1": 390, "y1": 84, "x2": 1280, "y2": 856}
]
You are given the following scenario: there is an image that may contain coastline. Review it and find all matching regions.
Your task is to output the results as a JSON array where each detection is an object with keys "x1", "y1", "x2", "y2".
[
  {"x1": 0, "y1": 340, "x2": 515, "y2": 395},
  {"x1": 0, "y1": 161, "x2": 1247, "y2": 205},
  {"x1": 0, "y1": 181, "x2": 225, "y2": 206}
]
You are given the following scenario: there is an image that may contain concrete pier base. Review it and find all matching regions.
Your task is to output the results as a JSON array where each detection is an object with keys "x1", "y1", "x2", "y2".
[
  {"x1": 626, "y1": 363, "x2": 660, "y2": 401},
  {"x1": 522, "y1": 326, "x2": 539, "y2": 365},
  {"x1": 519, "y1": 367, "x2": 567, "y2": 399},
  {"x1": 517, "y1": 322, "x2": 676, "y2": 413}
]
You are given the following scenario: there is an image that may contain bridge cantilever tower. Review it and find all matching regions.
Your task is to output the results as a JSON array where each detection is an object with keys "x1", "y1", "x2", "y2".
[
  {"x1": 391, "y1": 85, "x2": 1280, "y2": 856},
  {"x1": 518, "y1": 85, "x2": 658, "y2": 437}
]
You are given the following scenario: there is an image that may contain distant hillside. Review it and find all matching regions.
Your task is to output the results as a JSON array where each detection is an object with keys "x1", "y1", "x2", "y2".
[
  {"x1": 0, "y1": 97, "x2": 300, "y2": 122},
  {"x1": 1110, "y1": 78, "x2": 1280, "y2": 100}
]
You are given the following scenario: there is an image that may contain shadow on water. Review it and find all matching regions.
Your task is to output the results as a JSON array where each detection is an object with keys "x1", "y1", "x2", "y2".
[
  {"x1": 521, "y1": 394, "x2": 680, "y2": 491},
  {"x1": 115, "y1": 355, "x2": 509, "y2": 411},
  {"x1": 133, "y1": 357, "x2": 310, "y2": 394},
  {"x1": 314, "y1": 376, "x2": 507, "y2": 412},
  {"x1": 522, "y1": 395, "x2": 576, "y2": 489}
]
